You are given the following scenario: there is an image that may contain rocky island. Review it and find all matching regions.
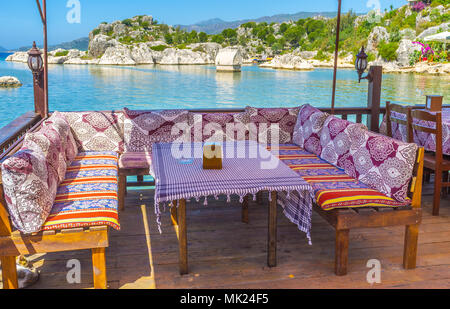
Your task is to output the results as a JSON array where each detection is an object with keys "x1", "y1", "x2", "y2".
[
  {"x1": 0, "y1": 76, "x2": 22, "y2": 88},
  {"x1": 6, "y1": 2, "x2": 450, "y2": 74}
]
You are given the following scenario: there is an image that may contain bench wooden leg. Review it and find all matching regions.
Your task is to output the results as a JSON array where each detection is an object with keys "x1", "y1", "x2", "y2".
[
  {"x1": 178, "y1": 199, "x2": 188, "y2": 275},
  {"x1": 171, "y1": 200, "x2": 178, "y2": 226},
  {"x1": 256, "y1": 191, "x2": 263, "y2": 205},
  {"x1": 242, "y1": 195, "x2": 249, "y2": 224},
  {"x1": 335, "y1": 229, "x2": 349, "y2": 276},
  {"x1": 267, "y1": 191, "x2": 277, "y2": 268},
  {"x1": 118, "y1": 175, "x2": 126, "y2": 211},
  {"x1": 92, "y1": 248, "x2": 107, "y2": 289},
  {"x1": 403, "y1": 224, "x2": 419, "y2": 269},
  {"x1": 1, "y1": 256, "x2": 18, "y2": 289},
  {"x1": 432, "y1": 169, "x2": 442, "y2": 216}
]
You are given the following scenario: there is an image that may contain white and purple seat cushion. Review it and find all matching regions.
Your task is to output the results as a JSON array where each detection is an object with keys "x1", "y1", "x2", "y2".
[
  {"x1": 269, "y1": 145, "x2": 408, "y2": 210},
  {"x1": 245, "y1": 106, "x2": 300, "y2": 144},
  {"x1": 323, "y1": 123, "x2": 418, "y2": 204},
  {"x1": 319, "y1": 115, "x2": 368, "y2": 167},
  {"x1": 292, "y1": 104, "x2": 329, "y2": 155},
  {"x1": 41, "y1": 151, "x2": 120, "y2": 231},
  {"x1": 44, "y1": 111, "x2": 78, "y2": 163},
  {"x1": 189, "y1": 111, "x2": 251, "y2": 142},
  {"x1": 123, "y1": 108, "x2": 190, "y2": 153},
  {"x1": 62, "y1": 111, "x2": 124, "y2": 153},
  {"x1": 1, "y1": 149, "x2": 58, "y2": 234}
]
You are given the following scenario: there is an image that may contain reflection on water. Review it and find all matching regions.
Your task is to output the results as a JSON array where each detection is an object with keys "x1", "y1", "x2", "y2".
[{"x1": 0, "y1": 58, "x2": 448, "y2": 127}]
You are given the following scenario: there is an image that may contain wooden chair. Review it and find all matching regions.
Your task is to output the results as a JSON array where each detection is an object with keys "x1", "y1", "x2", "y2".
[
  {"x1": 411, "y1": 109, "x2": 450, "y2": 216},
  {"x1": 386, "y1": 101, "x2": 413, "y2": 143}
]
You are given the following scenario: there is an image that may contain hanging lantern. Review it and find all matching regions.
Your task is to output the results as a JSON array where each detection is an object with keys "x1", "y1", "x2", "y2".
[
  {"x1": 27, "y1": 41, "x2": 44, "y2": 74},
  {"x1": 355, "y1": 46, "x2": 368, "y2": 83}
]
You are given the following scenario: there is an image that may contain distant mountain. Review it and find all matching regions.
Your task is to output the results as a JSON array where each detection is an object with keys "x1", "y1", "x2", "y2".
[
  {"x1": 15, "y1": 37, "x2": 89, "y2": 52},
  {"x1": 177, "y1": 11, "x2": 348, "y2": 34},
  {"x1": 0, "y1": 46, "x2": 8, "y2": 52}
]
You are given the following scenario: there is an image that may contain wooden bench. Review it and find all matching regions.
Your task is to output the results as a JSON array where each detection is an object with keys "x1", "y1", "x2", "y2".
[
  {"x1": 0, "y1": 115, "x2": 114, "y2": 289},
  {"x1": 243, "y1": 147, "x2": 424, "y2": 276}
]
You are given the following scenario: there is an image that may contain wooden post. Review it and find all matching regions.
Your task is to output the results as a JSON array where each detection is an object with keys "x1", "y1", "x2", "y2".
[
  {"x1": 242, "y1": 195, "x2": 249, "y2": 224},
  {"x1": 92, "y1": 247, "x2": 107, "y2": 289},
  {"x1": 1, "y1": 256, "x2": 18, "y2": 289},
  {"x1": 367, "y1": 66, "x2": 383, "y2": 132},
  {"x1": 335, "y1": 229, "x2": 349, "y2": 276},
  {"x1": 118, "y1": 174, "x2": 126, "y2": 211},
  {"x1": 171, "y1": 200, "x2": 178, "y2": 226},
  {"x1": 32, "y1": 71, "x2": 46, "y2": 118},
  {"x1": 178, "y1": 199, "x2": 188, "y2": 275},
  {"x1": 403, "y1": 224, "x2": 419, "y2": 269},
  {"x1": 267, "y1": 191, "x2": 277, "y2": 267}
]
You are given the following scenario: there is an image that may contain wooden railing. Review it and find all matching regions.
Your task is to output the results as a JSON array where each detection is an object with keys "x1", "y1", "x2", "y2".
[{"x1": 0, "y1": 112, "x2": 43, "y2": 161}]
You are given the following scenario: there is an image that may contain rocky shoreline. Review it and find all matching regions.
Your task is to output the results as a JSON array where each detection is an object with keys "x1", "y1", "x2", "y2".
[
  {"x1": 6, "y1": 46, "x2": 449, "y2": 75},
  {"x1": 0, "y1": 76, "x2": 22, "y2": 88}
]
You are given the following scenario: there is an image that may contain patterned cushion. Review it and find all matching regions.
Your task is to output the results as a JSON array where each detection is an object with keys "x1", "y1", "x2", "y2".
[
  {"x1": 42, "y1": 151, "x2": 120, "y2": 231},
  {"x1": 338, "y1": 131, "x2": 418, "y2": 203},
  {"x1": 190, "y1": 112, "x2": 252, "y2": 142},
  {"x1": 62, "y1": 111, "x2": 124, "y2": 153},
  {"x1": 44, "y1": 111, "x2": 78, "y2": 163},
  {"x1": 123, "y1": 108, "x2": 190, "y2": 152},
  {"x1": 270, "y1": 145, "x2": 408, "y2": 210},
  {"x1": 1, "y1": 149, "x2": 58, "y2": 234},
  {"x1": 319, "y1": 116, "x2": 368, "y2": 166},
  {"x1": 119, "y1": 152, "x2": 152, "y2": 169},
  {"x1": 245, "y1": 106, "x2": 300, "y2": 144},
  {"x1": 22, "y1": 126, "x2": 67, "y2": 183},
  {"x1": 292, "y1": 104, "x2": 329, "y2": 155}
]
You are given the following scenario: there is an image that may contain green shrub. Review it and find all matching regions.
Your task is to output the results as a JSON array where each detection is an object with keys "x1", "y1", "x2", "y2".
[
  {"x1": 122, "y1": 19, "x2": 133, "y2": 26},
  {"x1": 177, "y1": 44, "x2": 188, "y2": 49},
  {"x1": 54, "y1": 50, "x2": 69, "y2": 57},
  {"x1": 314, "y1": 50, "x2": 330, "y2": 61},
  {"x1": 92, "y1": 29, "x2": 101, "y2": 36},
  {"x1": 119, "y1": 36, "x2": 134, "y2": 44},
  {"x1": 141, "y1": 21, "x2": 150, "y2": 29},
  {"x1": 378, "y1": 41, "x2": 399, "y2": 61},
  {"x1": 150, "y1": 45, "x2": 168, "y2": 52}
]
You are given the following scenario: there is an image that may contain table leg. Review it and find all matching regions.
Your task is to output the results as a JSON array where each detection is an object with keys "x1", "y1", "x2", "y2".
[
  {"x1": 242, "y1": 195, "x2": 249, "y2": 224},
  {"x1": 268, "y1": 191, "x2": 277, "y2": 268},
  {"x1": 178, "y1": 199, "x2": 188, "y2": 275},
  {"x1": 171, "y1": 200, "x2": 178, "y2": 226}
]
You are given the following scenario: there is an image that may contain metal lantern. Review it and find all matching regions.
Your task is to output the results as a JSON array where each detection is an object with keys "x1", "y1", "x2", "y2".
[
  {"x1": 355, "y1": 46, "x2": 368, "y2": 83},
  {"x1": 27, "y1": 41, "x2": 44, "y2": 74}
]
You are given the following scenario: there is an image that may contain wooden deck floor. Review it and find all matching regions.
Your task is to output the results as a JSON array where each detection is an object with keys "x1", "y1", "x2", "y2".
[{"x1": 5, "y1": 185, "x2": 450, "y2": 289}]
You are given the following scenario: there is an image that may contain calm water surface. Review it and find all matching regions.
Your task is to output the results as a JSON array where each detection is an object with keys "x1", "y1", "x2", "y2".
[{"x1": 0, "y1": 52, "x2": 448, "y2": 128}]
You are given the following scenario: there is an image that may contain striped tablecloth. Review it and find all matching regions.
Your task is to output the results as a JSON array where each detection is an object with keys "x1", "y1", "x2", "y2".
[{"x1": 152, "y1": 141, "x2": 314, "y2": 242}]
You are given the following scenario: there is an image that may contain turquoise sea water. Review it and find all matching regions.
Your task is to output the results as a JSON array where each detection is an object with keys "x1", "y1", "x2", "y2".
[{"x1": 0, "y1": 52, "x2": 449, "y2": 128}]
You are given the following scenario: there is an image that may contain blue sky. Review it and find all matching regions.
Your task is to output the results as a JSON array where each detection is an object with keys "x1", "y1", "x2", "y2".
[{"x1": 0, "y1": 0, "x2": 407, "y2": 49}]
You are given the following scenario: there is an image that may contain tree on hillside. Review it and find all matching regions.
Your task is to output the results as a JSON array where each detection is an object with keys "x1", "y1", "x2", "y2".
[{"x1": 199, "y1": 32, "x2": 208, "y2": 43}]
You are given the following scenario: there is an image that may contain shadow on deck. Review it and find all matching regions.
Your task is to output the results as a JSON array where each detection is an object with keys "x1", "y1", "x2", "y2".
[{"x1": 11, "y1": 184, "x2": 450, "y2": 289}]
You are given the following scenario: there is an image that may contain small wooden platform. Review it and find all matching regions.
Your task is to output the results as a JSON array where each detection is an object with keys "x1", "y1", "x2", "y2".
[{"x1": 2, "y1": 185, "x2": 449, "y2": 289}]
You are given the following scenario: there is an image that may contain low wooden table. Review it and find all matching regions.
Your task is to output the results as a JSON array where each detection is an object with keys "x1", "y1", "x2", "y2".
[{"x1": 151, "y1": 141, "x2": 312, "y2": 275}]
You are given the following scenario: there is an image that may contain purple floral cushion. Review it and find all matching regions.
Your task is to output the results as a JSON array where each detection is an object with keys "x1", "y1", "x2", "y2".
[
  {"x1": 62, "y1": 111, "x2": 124, "y2": 153},
  {"x1": 292, "y1": 104, "x2": 329, "y2": 155},
  {"x1": 43, "y1": 111, "x2": 78, "y2": 163},
  {"x1": 22, "y1": 126, "x2": 67, "y2": 183},
  {"x1": 190, "y1": 112, "x2": 252, "y2": 142},
  {"x1": 319, "y1": 116, "x2": 368, "y2": 166},
  {"x1": 123, "y1": 108, "x2": 190, "y2": 153},
  {"x1": 1, "y1": 149, "x2": 58, "y2": 234},
  {"x1": 245, "y1": 106, "x2": 300, "y2": 144},
  {"x1": 338, "y1": 130, "x2": 418, "y2": 203}
]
